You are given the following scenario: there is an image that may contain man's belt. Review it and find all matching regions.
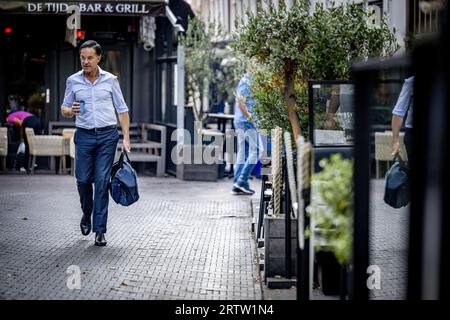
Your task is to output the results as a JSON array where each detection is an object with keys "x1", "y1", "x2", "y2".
[{"x1": 76, "y1": 125, "x2": 117, "y2": 132}]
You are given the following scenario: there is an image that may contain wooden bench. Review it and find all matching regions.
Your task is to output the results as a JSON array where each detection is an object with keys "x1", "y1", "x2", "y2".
[
  {"x1": 48, "y1": 121, "x2": 76, "y2": 135},
  {"x1": 117, "y1": 123, "x2": 166, "y2": 177},
  {"x1": 48, "y1": 121, "x2": 167, "y2": 176}
]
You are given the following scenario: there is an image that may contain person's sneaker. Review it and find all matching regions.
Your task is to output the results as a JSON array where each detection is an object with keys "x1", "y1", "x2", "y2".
[
  {"x1": 231, "y1": 186, "x2": 245, "y2": 195},
  {"x1": 233, "y1": 182, "x2": 255, "y2": 195}
]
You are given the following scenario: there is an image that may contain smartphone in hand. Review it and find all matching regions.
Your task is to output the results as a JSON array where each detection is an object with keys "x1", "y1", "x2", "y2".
[
  {"x1": 73, "y1": 92, "x2": 85, "y2": 115},
  {"x1": 79, "y1": 100, "x2": 85, "y2": 114}
]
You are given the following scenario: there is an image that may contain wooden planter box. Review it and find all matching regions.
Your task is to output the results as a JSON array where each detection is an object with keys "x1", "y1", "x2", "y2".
[
  {"x1": 264, "y1": 215, "x2": 298, "y2": 279},
  {"x1": 176, "y1": 144, "x2": 220, "y2": 181}
]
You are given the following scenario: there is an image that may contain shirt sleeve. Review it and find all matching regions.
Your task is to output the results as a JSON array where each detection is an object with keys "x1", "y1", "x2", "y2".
[
  {"x1": 111, "y1": 78, "x2": 129, "y2": 114},
  {"x1": 61, "y1": 78, "x2": 74, "y2": 108},
  {"x1": 392, "y1": 77, "x2": 414, "y2": 117},
  {"x1": 236, "y1": 79, "x2": 250, "y2": 102}
]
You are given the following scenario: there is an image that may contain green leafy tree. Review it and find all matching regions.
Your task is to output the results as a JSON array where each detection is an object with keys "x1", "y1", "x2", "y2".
[
  {"x1": 231, "y1": 1, "x2": 399, "y2": 141},
  {"x1": 179, "y1": 17, "x2": 215, "y2": 122},
  {"x1": 212, "y1": 47, "x2": 248, "y2": 108},
  {"x1": 179, "y1": 17, "x2": 244, "y2": 124},
  {"x1": 232, "y1": 1, "x2": 310, "y2": 140}
]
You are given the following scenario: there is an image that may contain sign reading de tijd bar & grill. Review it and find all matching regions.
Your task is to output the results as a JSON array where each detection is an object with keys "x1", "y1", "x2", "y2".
[{"x1": 0, "y1": 1, "x2": 166, "y2": 16}]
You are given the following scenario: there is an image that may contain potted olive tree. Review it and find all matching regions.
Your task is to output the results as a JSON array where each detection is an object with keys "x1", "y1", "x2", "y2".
[
  {"x1": 231, "y1": 0, "x2": 398, "y2": 284},
  {"x1": 177, "y1": 17, "x2": 243, "y2": 181},
  {"x1": 231, "y1": 1, "x2": 398, "y2": 140}
]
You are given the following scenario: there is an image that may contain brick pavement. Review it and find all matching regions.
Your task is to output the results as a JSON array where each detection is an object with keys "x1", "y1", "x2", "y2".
[
  {"x1": 0, "y1": 174, "x2": 262, "y2": 300},
  {"x1": 0, "y1": 174, "x2": 409, "y2": 300},
  {"x1": 368, "y1": 179, "x2": 409, "y2": 300}
]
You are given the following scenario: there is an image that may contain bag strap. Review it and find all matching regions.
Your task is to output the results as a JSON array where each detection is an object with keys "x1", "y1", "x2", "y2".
[
  {"x1": 122, "y1": 150, "x2": 131, "y2": 164},
  {"x1": 118, "y1": 151, "x2": 125, "y2": 168},
  {"x1": 393, "y1": 153, "x2": 405, "y2": 166}
]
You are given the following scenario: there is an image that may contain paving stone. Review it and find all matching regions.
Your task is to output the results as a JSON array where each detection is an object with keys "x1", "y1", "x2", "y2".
[{"x1": 0, "y1": 174, "x2": 262, "y2": 300}]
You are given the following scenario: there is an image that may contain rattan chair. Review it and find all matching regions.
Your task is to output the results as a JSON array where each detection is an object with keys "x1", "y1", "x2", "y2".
[
  {"x1": 62, "y1": 128, "x2": 76, "y2": 175},
  {"x1": 70, "y1": 136, "x2": 75, "y2": 176},
  {"x1": 0, "y1": 127, "x2": 7, "y2": 171},
  {"x1": 25, "y1": 128, "x2": 64, "y2": 174}
]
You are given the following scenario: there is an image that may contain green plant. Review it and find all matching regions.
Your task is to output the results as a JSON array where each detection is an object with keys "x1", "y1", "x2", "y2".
[
  {"x1": 231, "y1": 1, "x2": 310, "y2": 141},
  {"x1": 213, "y1": 47, "x2": 248, "y2": 106},
  {"x1": 231, "y1": 1, "x2": 399, "y2": 141},
  {"x1": 179, "y1": 17, "x2": 216, "y2": 122},
  {"x1": 306, "y1": 154, "x2": 353, "y2": 265}
]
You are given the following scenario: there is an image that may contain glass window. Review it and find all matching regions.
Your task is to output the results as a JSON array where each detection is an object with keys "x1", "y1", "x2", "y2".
[
  {"x1": 101, "y1": 50, "x2": 121, "y2": 78},
  {"x1": 309, "y1": 82, "x2": 355, "y2": 146}
]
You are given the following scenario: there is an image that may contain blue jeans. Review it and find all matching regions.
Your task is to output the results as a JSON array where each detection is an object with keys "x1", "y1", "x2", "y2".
[
  {"x1": 74, "y1": 127, "x2": 119, "y2": 233},
  {"x1": 233, "y1": 121, "x2": 259, "y2": 188}
]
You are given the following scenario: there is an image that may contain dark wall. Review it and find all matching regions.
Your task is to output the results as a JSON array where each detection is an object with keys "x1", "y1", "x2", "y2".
[
  {"x1": 0, "y1": 51, "x2": 5, "y2": 124},
  {"x1": 131, "y1": 44, "x2": 154, "y2": 124}
]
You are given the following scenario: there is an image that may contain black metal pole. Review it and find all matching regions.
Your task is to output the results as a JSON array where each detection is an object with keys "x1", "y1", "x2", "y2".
[
  {"x1": 299, "y1": 187, "x2": 311, "y2": 300},
  {"x1": 351, "y1": 68, "x2": 373, "y2": 301},
  {"x1": 257, "y1": 174, "x2": 267, "y2": 240},
  {"x1": 340, "y1": 264, "x2": 347, "y2": 300},
  {"x1": 440, "y1": 5, "x2": 450, "y2": 300},
  {"x1": 283, "y1": 154, "x2": 292, "y2": 279}
]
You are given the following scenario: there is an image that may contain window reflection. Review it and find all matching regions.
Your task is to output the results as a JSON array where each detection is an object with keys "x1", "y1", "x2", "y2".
[
  {"x1": 102, "y1": 51, "x2": 121, "y2": 78},
  {"x1": 310, "y1": 82, "x2": 354, "y2": 146}
]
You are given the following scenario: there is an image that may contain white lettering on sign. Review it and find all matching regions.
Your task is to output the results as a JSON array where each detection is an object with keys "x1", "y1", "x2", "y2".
[
  {"x1": 44, "y1": 2, "x2": 67, "y2": 14},
  {"x1": 115, "y1": 4, "x2": 125, "y2": 13},
  {"x1": 138, "y1": 4, "x2": 149, "y2": 14},
  {"x1": 115, "y1": 4, "x2": 149, "y2": 14},
  {"x1": 25, "y1": 2, "x2": 150, "y2": 15},
  {"x1": 27, "y1": 3, "x2": 37, "y2": 12}
]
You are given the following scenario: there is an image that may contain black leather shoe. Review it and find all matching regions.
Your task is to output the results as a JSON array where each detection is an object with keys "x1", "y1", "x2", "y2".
[
  {"x1": 80, "y1": 214, "x2": 91, "y2": 236},
  {"x1": 94, "y1": 232, "x2": 107, "y2": 246}
]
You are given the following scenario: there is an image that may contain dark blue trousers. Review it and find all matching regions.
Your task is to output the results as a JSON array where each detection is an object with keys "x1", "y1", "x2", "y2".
[{"x1": 74, "y1": 127, "x2": 119, "y2": 233}]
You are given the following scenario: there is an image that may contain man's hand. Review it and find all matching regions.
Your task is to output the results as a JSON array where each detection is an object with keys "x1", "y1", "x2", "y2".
[
  {"x1": 391, "y1": 138, "x2": 400, "y2": 156},
  {"x1": 122, "y1": 137, "x2": 131, "y2": 153}
]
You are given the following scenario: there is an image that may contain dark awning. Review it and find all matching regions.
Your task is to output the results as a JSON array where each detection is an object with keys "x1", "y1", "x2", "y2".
[{"x1": 0, "y1": 0, "x2": 167, "y2": 16}]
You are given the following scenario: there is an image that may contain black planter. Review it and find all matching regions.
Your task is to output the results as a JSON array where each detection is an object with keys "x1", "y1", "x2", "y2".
[{"x1": 316, "y1": 251, "x2": 344, "y2": 296}]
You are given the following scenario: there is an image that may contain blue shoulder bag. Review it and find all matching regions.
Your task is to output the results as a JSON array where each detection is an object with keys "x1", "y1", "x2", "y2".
[
  {"x1": 109, "y1": 151, "x2": 139, "y2": 206},
  {"x1": 384, "y1": 154, "x2": 410, "y2": 209}
]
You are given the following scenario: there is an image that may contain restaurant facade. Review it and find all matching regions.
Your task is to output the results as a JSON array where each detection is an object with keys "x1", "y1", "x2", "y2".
[{"x1": 0, "y1": 0, "x2": 193, "y2": 174}]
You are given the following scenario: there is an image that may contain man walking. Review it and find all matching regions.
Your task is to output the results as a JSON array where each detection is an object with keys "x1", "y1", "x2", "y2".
[
  {"x1": 232, "y1": 71, "x2": 259, "y2": 195},
  {"x1": 61, "y1": 40, "x2": 130, "y2": 246},
  {"x1": 391, "y1": 76, "x2": 414, "y2": 161}
]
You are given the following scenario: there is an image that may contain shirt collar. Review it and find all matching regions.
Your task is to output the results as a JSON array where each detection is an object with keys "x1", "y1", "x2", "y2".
[{"x1": 78, "y1": 66, "x2": 106, "y2": 79}]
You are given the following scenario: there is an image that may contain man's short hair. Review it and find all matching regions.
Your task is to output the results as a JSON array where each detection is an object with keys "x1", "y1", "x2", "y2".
[{"x1": 79, "y1": 40, "x2": 102, "y2": 56}]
